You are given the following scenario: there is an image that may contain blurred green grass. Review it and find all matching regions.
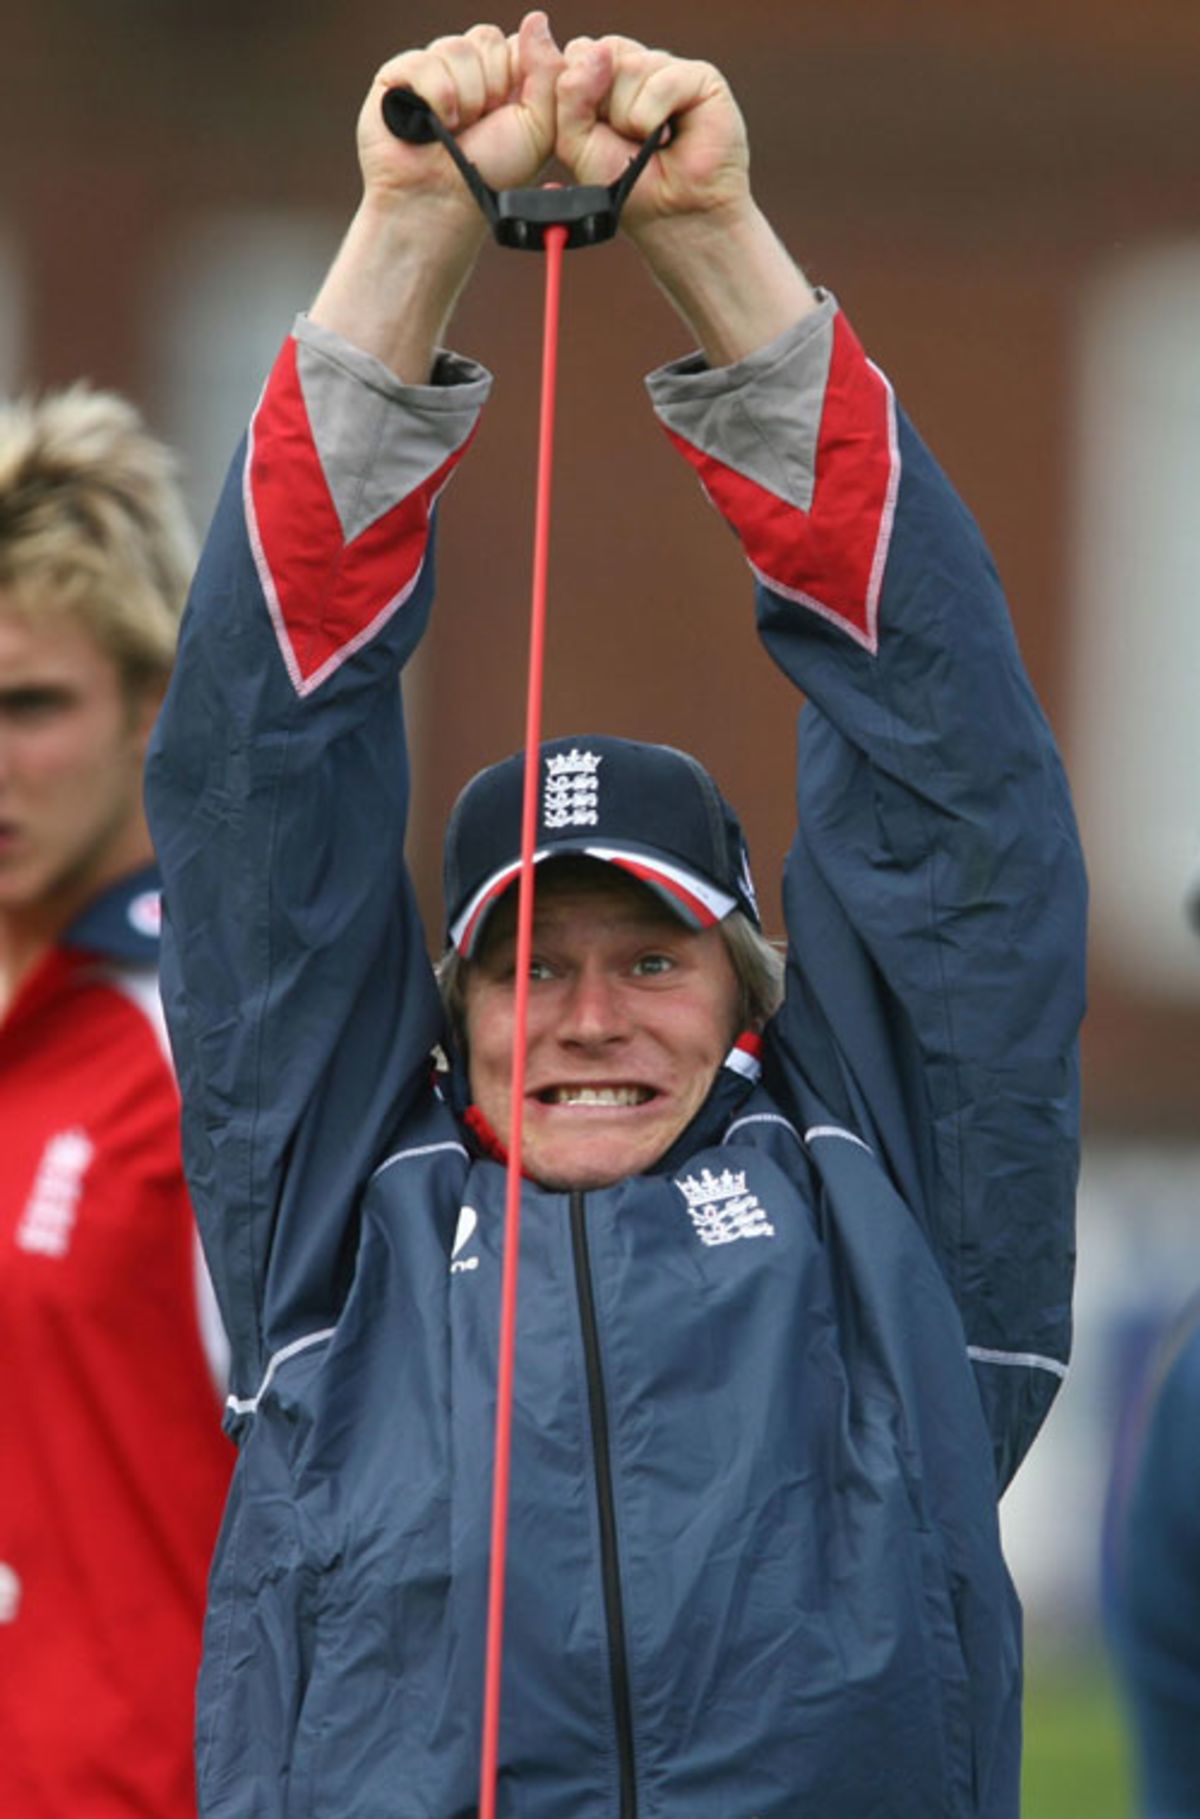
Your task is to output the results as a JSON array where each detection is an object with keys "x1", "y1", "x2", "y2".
[{"x1": 1022, "y1": 1650, "x2": 1135, "y2": 1818}]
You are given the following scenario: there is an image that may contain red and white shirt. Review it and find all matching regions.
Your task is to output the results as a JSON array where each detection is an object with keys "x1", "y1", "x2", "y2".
[{"x1": 0, "y1": 868, "x2": 233, "y2": 1818}]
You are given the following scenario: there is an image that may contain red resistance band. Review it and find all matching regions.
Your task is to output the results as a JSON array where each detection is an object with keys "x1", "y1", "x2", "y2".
[
  {"x1": 380, "y1": 91, "x2": 673, "y2": 1819},
  {"x1": 478, "y1": 220, "x2": 567, "y2": 1819}
]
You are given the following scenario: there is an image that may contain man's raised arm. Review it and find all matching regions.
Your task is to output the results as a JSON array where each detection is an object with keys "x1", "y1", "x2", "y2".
[
  {"x1": 556, "y1": 34, "x2": 1085, "y2": 1490},
  {"x1": 144, "y1": 17, "x2": 562, "y2": 1412}
]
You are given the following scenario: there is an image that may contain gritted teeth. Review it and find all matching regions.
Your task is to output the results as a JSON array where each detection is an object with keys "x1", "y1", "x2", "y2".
[{"x1": 539, "y1": 1085, "x2": 654, "y2": 1107}]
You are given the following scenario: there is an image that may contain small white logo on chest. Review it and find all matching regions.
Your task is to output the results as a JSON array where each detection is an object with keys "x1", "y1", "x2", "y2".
[
  {"x1": 0, "y1": 1562, "x2": 22, "y2": 1624},
  {"x1": 451, "y1": 1205, "x2": 480, "y2": 1273},
  {"x1": 675, "y1": 1167, "x2": 775, "y2": 1248},
  {"x1": 16, "y1": 1129, "x2": 95, "y2": 1259},
  {"x1": 543, "y1": 748, "x2": 602, "y2": 829}
]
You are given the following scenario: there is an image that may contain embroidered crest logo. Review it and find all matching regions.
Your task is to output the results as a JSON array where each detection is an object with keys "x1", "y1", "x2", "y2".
[
  {"x1": 16, "y1": 1128, "x2": 95, "y2": 1258},
  {"x1": 543, "y1": 748, "x2": 602, "y2": 830},
  {"x1": 675, "y1": 1167, "x2": 775, "y2": 1248}
]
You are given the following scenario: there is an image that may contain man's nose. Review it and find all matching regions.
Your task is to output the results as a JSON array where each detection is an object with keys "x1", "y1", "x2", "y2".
[{"x1": 557, "y1": 965, "x2": 628, "y2": 1045}]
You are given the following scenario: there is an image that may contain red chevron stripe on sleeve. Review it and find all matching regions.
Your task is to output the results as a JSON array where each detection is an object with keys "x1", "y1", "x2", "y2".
[
  {"x1": 244, "y1": 338, "x2": 474, "y2": 695},
  {"x1": 663, "y1": 313, "x2": 899, "y2": 654}
]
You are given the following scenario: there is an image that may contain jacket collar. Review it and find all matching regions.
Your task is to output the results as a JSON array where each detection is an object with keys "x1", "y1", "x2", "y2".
[{"x1": 61, "y1": 864, "x2": 162, "y2": 964}]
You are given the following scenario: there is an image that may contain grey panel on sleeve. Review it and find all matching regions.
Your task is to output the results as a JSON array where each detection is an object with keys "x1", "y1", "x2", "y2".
[
  {"x1": 292, "y1": 315, "x2": 492, "y2": 544},
  {"x1": 645, "y1": 292, "x2": 837, "y2": 513}
]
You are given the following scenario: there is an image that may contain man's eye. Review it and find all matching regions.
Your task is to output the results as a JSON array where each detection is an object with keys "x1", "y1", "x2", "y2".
[
  {"x1": 1, "y1": 689, "x2": 69, "y2": 721},
  {"x1": 528, "y1": 958, "x2": 554, "y2": 982},
  {"x1": 633, "y1": 953, "x2": 675, "y2": 977}
]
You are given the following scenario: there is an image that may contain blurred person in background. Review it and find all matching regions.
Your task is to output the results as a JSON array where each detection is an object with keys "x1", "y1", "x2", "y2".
[
  {"x1": 0, "y1": 386, "x2": 233, "y2": 1815},
  {"x1": 1111, "y1": 1293, "x2": 1200, "y2": 1817},
  {"x1": 1108, "y1": 871, "x2": 1200, "y2": 1817}
]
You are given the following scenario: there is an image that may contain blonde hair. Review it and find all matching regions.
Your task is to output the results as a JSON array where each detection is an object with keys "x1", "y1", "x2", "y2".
[{"x1": 0, "y1": 383, "x2": 195, "y2": 692}]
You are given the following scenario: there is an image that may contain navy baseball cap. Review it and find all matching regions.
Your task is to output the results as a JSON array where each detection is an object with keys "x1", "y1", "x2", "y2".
[{"x1": 444, "y1": 734, "x2": 761, "y2": 957}]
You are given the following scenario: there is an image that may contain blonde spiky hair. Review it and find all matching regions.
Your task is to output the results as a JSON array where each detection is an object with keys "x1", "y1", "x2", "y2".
[{"x1": 0, "y1": 383, "x2": 195, "y2": 691}]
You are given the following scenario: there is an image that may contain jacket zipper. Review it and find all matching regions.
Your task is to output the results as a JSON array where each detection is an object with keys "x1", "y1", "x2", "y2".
[{"x1": 569, "y1": 1190, "x2": 638, "y2": 1819}]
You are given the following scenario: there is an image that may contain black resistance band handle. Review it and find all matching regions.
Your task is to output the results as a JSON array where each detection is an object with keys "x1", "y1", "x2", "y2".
[{"x1": 381, "y1": 87, "x2": 674, "y2": 251}]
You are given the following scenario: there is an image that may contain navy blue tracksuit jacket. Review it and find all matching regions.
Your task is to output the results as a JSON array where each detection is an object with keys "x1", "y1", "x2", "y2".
[{"x1": 146, "y1": 293, "x2": 1086, "y2": 1817}]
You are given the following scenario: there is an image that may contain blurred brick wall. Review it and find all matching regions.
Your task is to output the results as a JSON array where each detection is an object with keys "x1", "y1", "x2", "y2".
[{"x1": 6, "y1": 0, "x2": 1199, "y2": 1130}]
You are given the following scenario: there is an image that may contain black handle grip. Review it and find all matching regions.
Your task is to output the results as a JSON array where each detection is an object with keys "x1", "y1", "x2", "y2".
[
  {"x1": 379, "y1": 86, "x2": 674, "y2": 252},
  {"x1": 380, "y1": 87, "x2": 440, "y2": 145}
]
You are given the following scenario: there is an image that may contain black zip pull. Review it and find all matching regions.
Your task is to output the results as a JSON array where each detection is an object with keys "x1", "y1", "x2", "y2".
[{"x1": 381, "y1": 87, "x2": 674, "y2": 252}]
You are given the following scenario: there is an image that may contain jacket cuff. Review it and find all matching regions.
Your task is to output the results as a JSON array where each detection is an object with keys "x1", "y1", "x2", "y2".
[
  {"x1": 293, "y1": 314, "x2": 493, "y2": 409},
  {"x1": 645, "y1": 292, "x2": 839, "y2": 512}
]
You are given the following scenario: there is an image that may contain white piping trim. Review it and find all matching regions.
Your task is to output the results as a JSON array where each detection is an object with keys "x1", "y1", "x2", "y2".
[
  {"x1": 967, "y1": 1345, "x2": 1069, "y2": 1382},
  {"x1": 750, "y1": 564, "x2": 880, "y2": 655},
  {"x1": 724, "y1": 1112, "x2": 804, "y2": 1145},
  {"x1": 748, "y1": 357, "x2": 900, "y2": 658},
  {"x1": 451, "y1": 852, "x2": 542, "y2": 950},
  {"x1": 864, "y1": 359, "x2": 901, "y2": 644},
  {"x1": 803, "y1": 1124, "x2": 874, "y2": 1155},
  {"x1": 226, "y1": 1327, "x2": 336, "y2": 1416},
  {"x1": 290, "y1": 566, "x2": 426, "y2": 698},
  {"x1": 372, "y1": 1140, "x2": 470, "y2": 1181},
  {"x1": 583, "y1": 847, "x2": 737, "y2": 922},
  {"x1": 243, "y1": 412, "x2": 304, "y2": 696}
]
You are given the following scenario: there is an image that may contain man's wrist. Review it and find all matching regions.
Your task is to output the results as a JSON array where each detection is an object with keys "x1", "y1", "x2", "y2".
[
  {"x1": 310, "y1": 194, "x2": 488, "y2": 384},
  {"x1": 630, "y1": 201, "x2": 819, "y2": 369}
]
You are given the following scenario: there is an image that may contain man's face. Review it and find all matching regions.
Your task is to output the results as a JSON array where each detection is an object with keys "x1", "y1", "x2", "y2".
[
  {"x1": 463, "y1": 869, "x2": 742, "y2": 1190},
  {"x1": 0, "y1": 598, "x2": 156, "y2": 925}
]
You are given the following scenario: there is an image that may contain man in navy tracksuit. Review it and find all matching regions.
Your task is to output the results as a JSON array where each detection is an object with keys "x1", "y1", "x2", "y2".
[{"x1": 146, "y1": 14, "x2": 1087, "y2": 1815}]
